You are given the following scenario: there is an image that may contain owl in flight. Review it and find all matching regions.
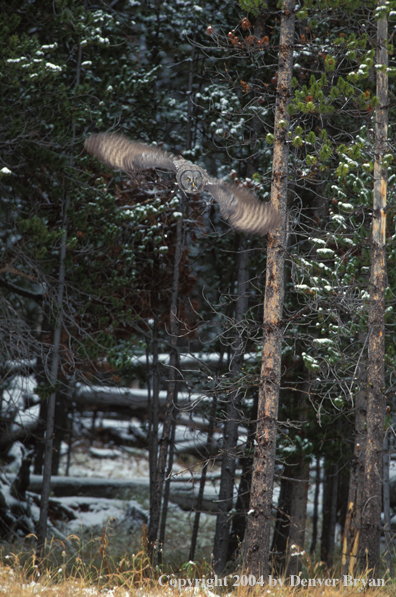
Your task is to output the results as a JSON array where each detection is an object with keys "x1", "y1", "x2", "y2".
[{"x1": 84, "y1": 133, "x2": 281, "y2": 235}]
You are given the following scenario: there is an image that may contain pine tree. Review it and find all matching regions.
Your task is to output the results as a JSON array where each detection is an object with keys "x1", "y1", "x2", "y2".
[{"x1": 244, "y1": 0, "x2": 295, "y2": 579}]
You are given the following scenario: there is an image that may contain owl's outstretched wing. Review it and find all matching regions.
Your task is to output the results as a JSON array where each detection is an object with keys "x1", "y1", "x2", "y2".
[
  {"x1": 204, "y1": 181, "x2": 282, "y2": 236},
  {"x1": 84, "y1": 133, "x2": 176, "y2": 173},
  {"x1": 85, "y1": 133, "x2": 281, "y2": 235}
]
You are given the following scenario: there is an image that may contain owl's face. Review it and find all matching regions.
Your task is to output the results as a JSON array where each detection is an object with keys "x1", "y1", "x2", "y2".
[{"x1": 179, "y1": 169, "x2": 204, "y2": 193}]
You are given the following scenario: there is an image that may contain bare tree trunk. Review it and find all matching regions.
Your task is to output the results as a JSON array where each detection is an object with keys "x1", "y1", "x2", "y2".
[
  {"x1": 36, "y1": 44, "x2": 82, "y2": 558},
  {"x1": 33, "y1": 311, "x2": 52, "y2": 475},
  {"x1": 227, "y1": 393, "x2": 258, "y2": 562},
  {"x1": 328, "y1": 465, "x2": 339, "y2": 568},
  {"x1": 34, "y1": 396, "x2": 47, "y2": 475},
  {"x1": 65, "y1": 405, "x2": 74, "y2": 477},
  {"x1": 51, "y1": 389, "x2": 69, "y2": 475},
  {"x1": 148, "y1": 214, "x2": 183, "y2": 556},
  {"x1": 36, "y1": 205, "x2": 69, "y2": 557},
  {"x1": 158, "y1": 404, "x2": 177, "y2": 565},
  {"x1": 310, "y1": 459, "x2": 320, "y2": 555},
  {"x1": 189, "y1": 392, "x2": 218, "y2": 562},
  {"x1": 320, "y1": 463, "x2": 339, "y2": 569},
  {"x1": 360, "y1": 4, "x2": 388, "y2": 575},
  {"x1": 147, "y1": 322, "x2": 160, "y2": 551},
  {"x1": 213, "y1": 241, "x2": 249, "y2": 574},
  {"x1": 244, "y1": 0, "x2": 295, "y2": 578},
  {"x1": 341, "y1": 369, "x2": 367, "y2": 576}
]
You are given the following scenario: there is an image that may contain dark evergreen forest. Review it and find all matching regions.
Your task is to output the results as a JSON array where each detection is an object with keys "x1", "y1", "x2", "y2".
[{"x1": 1, "y1": 0, "x2": 396, "y2": 590}]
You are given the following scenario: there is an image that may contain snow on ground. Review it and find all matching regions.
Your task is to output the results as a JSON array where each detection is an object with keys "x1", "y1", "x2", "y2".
[
  {"x1": 58, "y1": 443, "x2": 153, "y2": 479},
  {"x1": 55, "y1": 496, "x2": 145, "y2": 532},
  {"x1": 1, "y1": 438, "x2": 216, "y2": 563},
  {"x1": 54, "y1": 442, "x2": 217, "y2": 562}
]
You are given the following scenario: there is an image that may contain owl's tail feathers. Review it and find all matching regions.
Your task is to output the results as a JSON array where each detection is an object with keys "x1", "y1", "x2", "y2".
[
  {"x1": 84, "y1": 133, "x2": 176, "y2": 174},
  {"x1": 205, "y1": 183, "x2": 282, "y2": 236}
]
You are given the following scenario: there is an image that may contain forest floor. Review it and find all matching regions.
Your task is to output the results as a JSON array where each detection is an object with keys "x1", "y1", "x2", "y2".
[
  {"x1": 0, "y1": 560, "x2": 395, "y2": 597},
  {"x1": 1, "y1": 439, "x2": 395, "y2": 596},
  {"x1": 4, "y1": 437, "x2": 217, "y2": 563}
]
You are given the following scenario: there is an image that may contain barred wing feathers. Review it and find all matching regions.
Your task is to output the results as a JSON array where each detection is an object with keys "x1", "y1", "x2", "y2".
[
  {"x1": 84, "y1": 133, "x2": 176, "y2": 173},
  {"x1": 204, "y1": 182, "x2": 281, "y2": 236},
  {"x1": 85, "y1": 133, "x2": 281, "y2": 236}
]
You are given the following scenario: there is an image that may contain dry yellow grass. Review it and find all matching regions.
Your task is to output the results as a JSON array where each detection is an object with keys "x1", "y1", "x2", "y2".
[
  {"x1": 1, "y1": 557, "x2": 395, "y2": 597},
  {"x1": 0, "y1": 533, "x2": 394, "y2": 597},
  {"x1": 0, "y1": 562, "x2": 395, "y2": 597}
]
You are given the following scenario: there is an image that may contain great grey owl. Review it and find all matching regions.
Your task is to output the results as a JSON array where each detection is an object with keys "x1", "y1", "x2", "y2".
[{"x1": 84, "y1": 133, "x2": 281, "y2": 235}]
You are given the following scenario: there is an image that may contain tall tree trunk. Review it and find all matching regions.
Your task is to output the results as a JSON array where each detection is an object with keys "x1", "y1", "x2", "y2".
[
  {"x1": 51, "y1": 388, "x2": 69, "y2": 475},
  {"x1": 244, "y1": 1, "x2": 295, "y2": 578},
  {"x1": 227, "y1": 393, "x2": 258, "y2": 562},
  {"x1": 33, "y1": 311, "x2": 52, "y2": 475},
  {"x1": 360, "y1": 3, "x2": 388, "y2": 575},
  {"x1": 36, "y1": 44, "x2": 82, "y2": 558},
  {"x1": 320, "y1": 463, "x2": 339, "y2": 568},
  {"x1": 33, "y1": 395, "x2": 47, "y2": 475},
  {"x1": 213, "y1": 241, "x2": 249, "y2": 574},
  {"x1": 147, "y1": 322, "x2": 160, "y2": 553},
  {"x1": 148, "y1": 214, "x2": 183, "y2": 556},
  {"x1": 310, "y1": 459, "x2": 320, "y2": 555},
  {"x1": 341, "y1": 367, "x2": 367, "y2": 576},
  {"x1": 158, "y1": 404, "x2": 177, "y2": 565},
  {"x1": 36, "y1": 204, "x2": 69, "y2": 557},
  {"x1": 189, "y1": 391, "x2": 218, "y2": 562},
  {"x1": 65, "y1": 404, "x2": 74, "y2": 477},
  {"x1": 328, "y1": 464, "x2": 339, "y2": 568}
]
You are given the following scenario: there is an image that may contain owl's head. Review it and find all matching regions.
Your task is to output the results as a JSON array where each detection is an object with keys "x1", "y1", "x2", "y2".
[{"x1": 176, "y1": 167, "x2": 204, "y2": 194}]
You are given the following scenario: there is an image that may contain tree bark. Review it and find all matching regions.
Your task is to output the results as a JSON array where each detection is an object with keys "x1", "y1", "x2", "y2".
[
  {"x1": 244, "y1": 0, "x2": 295, "y2": 579},
  {"x1": 310, "y1": 459, "x2": 320, "y2": 555},
  {"x1": 158, "y1": 407, "x2": 177, "y2": 565},
  {"x1": 51, "y1": 389, "x2": 69, "y2": 476},
  {"x1": 148, "y1": 213, "x2": 183, "y2": 556},
  {"x1": 360, "y1": 3, "x2": 388, "y2": 575},
  {"x1": 320, "y1": 463, "x2": 339, "y2": 568},
  {"x1": 189, "y1": 391, "x2": 218, "y2": 562},
  {"x1": 227, "y1": 393, "x2": 258, "y2": 562},
  {"x1": 36, "y1": 41, "x2": 83, "y2": 559},
  {"x1": 147, "y1": 323, "x2": 160, "y2": 551},
  {"x1": 341, "y1": 369, "x2": 367, "y2": 576},
  {"x1": 213, "y1": 241, "x2": 249, "y2": 574},
  {"x1": 36, "y1": 199, "x2": 69, "y2": 558}
]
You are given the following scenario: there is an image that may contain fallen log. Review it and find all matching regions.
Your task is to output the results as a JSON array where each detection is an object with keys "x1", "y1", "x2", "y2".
[
  {"x1": 69, "y1": 384, "x2": 204, "y2": 411},
  {"x1": 26, "y1": 474, "x2": 220, "y2": 513}
]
